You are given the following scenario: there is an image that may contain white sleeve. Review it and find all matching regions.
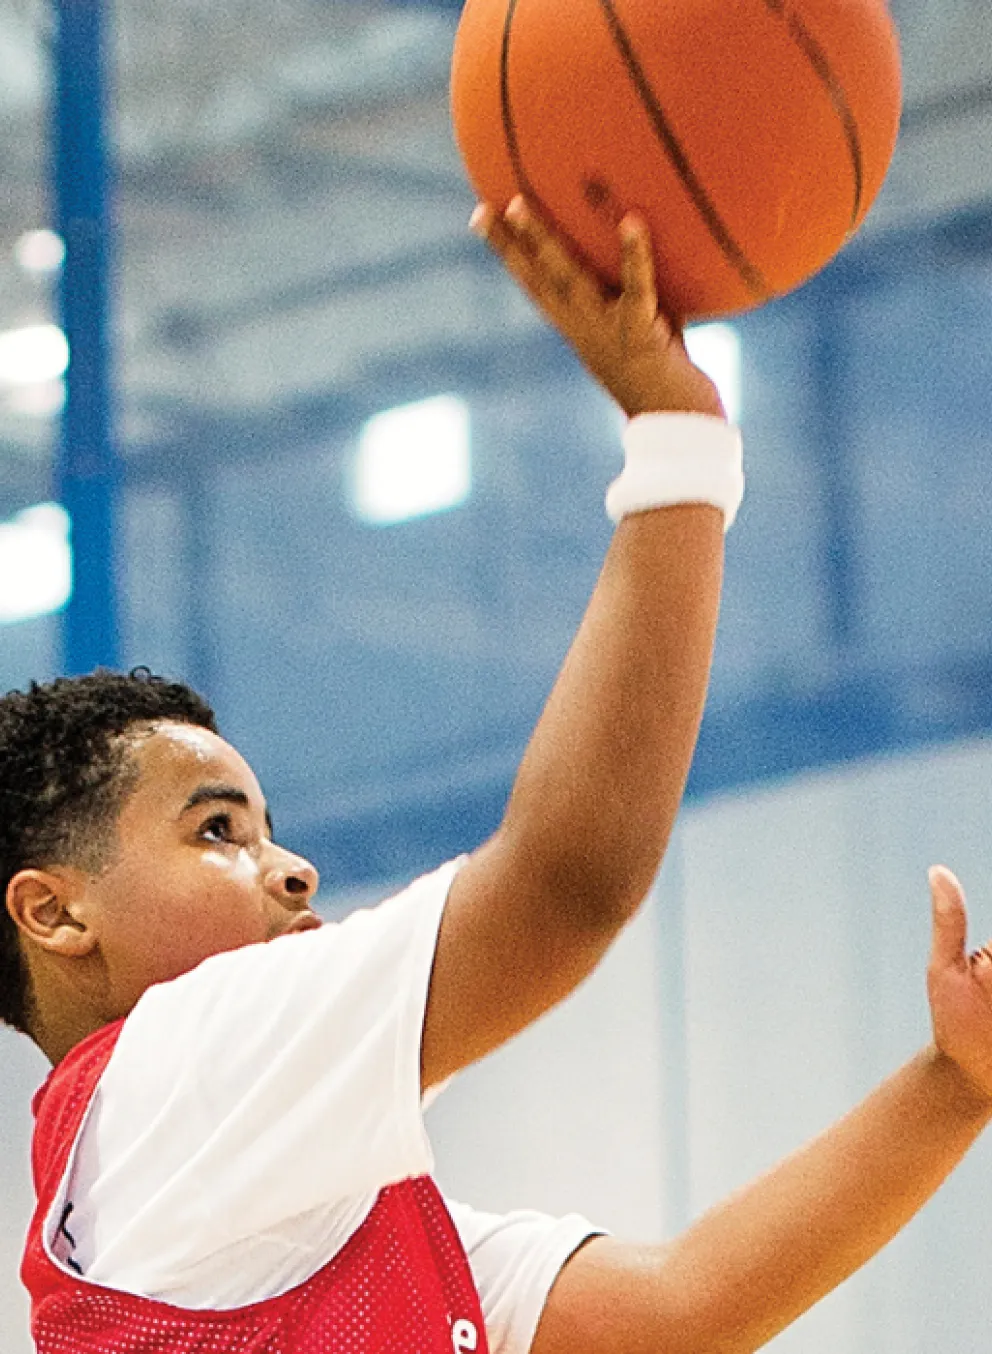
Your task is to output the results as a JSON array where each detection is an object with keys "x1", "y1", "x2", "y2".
[
  {"x1": 65, "y1": 859, "x2": 461, "y2": 1290},
  {"x1": 445, "y1": 1197, "x2": 603, "y2": 1354}
]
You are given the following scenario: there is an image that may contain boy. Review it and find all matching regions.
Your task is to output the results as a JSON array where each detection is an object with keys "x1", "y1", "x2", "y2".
[{"x1": 4, "y1": 200, "x2": 992, "y2": 1354}]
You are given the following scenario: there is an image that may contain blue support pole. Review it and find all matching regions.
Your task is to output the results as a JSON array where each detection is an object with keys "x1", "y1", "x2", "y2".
[{"x1": 52, "y1": 0, "x2": 120, "y2": 674}]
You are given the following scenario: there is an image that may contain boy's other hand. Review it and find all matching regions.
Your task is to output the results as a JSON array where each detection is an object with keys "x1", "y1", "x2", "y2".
[
  {"x1": 470, "y1": 197, "x2": 726, "y2": 421},
  {"x1": 928, "y1": 865, "x2": 992, "y2": 1106}
]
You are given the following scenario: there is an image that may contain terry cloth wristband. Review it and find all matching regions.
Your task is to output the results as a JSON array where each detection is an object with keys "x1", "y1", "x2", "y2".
[{"x1": 605, "y1": 413, "x2": 745, "y2": 531}]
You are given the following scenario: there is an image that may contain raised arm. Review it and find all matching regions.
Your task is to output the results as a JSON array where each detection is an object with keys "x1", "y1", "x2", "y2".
[
  {"x1": 420, "y1": 200, "x2": 734, "y2": 1089},
  {"x1": 530, "y1": 866, "x2": 992, "y2": 1354}
]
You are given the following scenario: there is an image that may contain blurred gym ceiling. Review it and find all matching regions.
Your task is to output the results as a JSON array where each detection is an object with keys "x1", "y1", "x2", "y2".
[{"x1": 0, "y1": 0, "x2": 991, "y2": 495}]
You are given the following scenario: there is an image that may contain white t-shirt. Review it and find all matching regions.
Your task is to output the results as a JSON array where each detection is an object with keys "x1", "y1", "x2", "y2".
[{"x1": 47, "y1": 859, "x2": 597, "y2": 1354}]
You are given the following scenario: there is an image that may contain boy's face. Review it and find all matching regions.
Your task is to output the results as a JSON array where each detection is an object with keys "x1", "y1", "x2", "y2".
[{"x1": 80, "y1": 720, "x2": 320, "y2": 1015}]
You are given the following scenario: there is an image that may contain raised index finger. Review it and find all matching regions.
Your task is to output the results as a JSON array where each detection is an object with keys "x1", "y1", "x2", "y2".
[{"x1": 929, "y1": 865, "x2": 969, "y2": 973}]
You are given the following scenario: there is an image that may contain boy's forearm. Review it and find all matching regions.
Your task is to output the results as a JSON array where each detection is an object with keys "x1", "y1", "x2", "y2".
[
  {"x1": 498, "y1": 502, "x2": 724, "y2": 925},
  {"x1": 469, "y1": 201, "x2": 730, "y2": 929},
  {"x1": 653, "y1": 1044, "x2": 992, "y2": 1354}
]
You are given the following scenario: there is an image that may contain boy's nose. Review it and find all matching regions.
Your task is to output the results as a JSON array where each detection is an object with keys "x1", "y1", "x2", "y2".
[{"x1": 265, "y1": 852, "x2": 319, "y2": 904}]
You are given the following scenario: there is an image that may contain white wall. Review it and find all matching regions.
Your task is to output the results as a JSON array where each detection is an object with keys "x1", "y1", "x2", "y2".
[
  {"x1": 676, "y1": 742, "x2": 992, "y2": 1353},
  {"x1": 0, "y1": 1031, "x2": 48, "y2": 1354},
  {"x1": 4, "y1": 736, "x2": 992, "y2": 1351},
  {"x1": 427, "y1": 883, "x2": 673, "y2": 1239},
  {"x1": 429, "y1": 736, "x2": 992, "y2": 1354}
]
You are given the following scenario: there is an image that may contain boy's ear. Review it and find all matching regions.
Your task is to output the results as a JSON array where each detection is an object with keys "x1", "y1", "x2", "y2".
[{"x1": 5, "y1": 869, "x2": 97, "y2": 958}]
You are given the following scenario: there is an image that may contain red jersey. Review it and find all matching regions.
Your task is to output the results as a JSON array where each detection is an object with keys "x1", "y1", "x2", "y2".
[{"x1": 22, "y1": 1022, "x2": 490, "y2": 1354}]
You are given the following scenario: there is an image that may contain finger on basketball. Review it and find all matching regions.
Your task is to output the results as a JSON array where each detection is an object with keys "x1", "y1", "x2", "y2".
[
  {"x1": 472, "y1": 203, "x2": 546, "y2": 296},
  {"x1": 619, "y1": 214, "x2": 654, "y2": 293},
  {"x1": 469, "y1": 202, "x2": 495, "y2": 240},
  {"x1": 503, "y1": 198, "x2": 599, "y2": 309},
  {"x1": 618, "y1": 213, "x2": 666, "y2": 335}
]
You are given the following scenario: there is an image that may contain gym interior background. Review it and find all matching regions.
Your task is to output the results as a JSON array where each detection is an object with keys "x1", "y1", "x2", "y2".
[{"x1": 2, "y1": 0, "x2": 992, "y2": 1348}]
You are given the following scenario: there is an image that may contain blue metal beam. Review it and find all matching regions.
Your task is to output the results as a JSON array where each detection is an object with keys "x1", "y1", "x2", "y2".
[{"x1": 52, "y1": 0, "x2": 120, "y2": 674}]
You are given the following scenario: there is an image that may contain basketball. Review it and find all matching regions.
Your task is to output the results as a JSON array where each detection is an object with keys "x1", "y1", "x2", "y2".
[{"x1": 450, "y1": 0, "x2": 902, "y2": 322}]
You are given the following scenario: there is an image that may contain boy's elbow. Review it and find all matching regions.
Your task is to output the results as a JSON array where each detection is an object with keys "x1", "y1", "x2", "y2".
[{"x1": 524, "y1": 835, "x2": 661, "y2": 938}]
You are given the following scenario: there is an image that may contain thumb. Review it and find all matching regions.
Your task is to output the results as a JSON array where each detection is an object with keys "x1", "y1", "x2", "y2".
[{"x1": 929, "y1": 864, "x2": 968, "y2": 972}]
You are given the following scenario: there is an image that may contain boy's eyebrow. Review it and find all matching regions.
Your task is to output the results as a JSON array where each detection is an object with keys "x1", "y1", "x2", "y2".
[{"x1": 181, "y1": 784, "x2": 274, "y2": 837}]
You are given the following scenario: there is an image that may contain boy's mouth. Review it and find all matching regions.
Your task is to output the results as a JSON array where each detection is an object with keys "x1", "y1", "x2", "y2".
[{"x1": 278, "y1": 911, "x2": 322, "y2": 937}]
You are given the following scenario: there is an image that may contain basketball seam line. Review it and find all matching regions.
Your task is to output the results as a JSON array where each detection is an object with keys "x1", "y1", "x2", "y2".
[
  {"x1": 761, "y1": 0, "x2": 864, "y2": 230},
  {"x1": 497, "y1": 0, "x2": 867, "y2": 307},
  {"x1": 499, "y1": 0, "x2": 605, "y2": 287},
  {"x1": 595, "y1": 0, "x2": 769, "y2": 300},
  {"x1": 499, "y1": 0, "x2": 536, "y2": 200}
]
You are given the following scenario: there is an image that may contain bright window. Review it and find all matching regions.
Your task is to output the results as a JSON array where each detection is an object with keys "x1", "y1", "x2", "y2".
[
  {"x1": 351, "y1": 394, "x2": 470, "y2": 525},
  {"x1": 0, "y1": 324, "x2": 69, "y2": 386},
  {"x1": 0, "y1": 503, "x2": 72, "y2": 623},
  {"x1": 684, "y1": 323, "x2": 741, "y2": 423}
]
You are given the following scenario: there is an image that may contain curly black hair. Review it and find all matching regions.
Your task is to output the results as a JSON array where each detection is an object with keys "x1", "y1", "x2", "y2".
[{"x1": 0, "y1": 667, "x2": 217, "y2": 1035}]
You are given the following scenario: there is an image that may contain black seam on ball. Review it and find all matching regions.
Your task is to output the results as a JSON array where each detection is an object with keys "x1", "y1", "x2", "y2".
[
  {"x1": 596, "y1": 0, "x2": 769, "y2": 300},
  {"x1": 500, "y1": 0, "x2": 544, "y2": 204},
  {"x1": 761, "y1": 0, "x2": 864, "y2": 230},
  {"x1": 499, "y1": 0, "x2": 604, "y2": 278}
]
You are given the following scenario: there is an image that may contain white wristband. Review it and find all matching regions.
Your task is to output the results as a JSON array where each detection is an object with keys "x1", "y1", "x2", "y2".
[{"x1": 605, "y1": 413, "x2": 744, "y2": 530}]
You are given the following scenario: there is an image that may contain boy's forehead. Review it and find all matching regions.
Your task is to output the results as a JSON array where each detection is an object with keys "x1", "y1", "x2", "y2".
[{"x1": 131, "y1": 723, "x2": 259, "y2": 799}]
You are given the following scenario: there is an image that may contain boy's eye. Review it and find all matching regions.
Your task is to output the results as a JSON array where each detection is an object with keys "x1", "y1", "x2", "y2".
[{"x1": 200, "y1": 813, "x2": 234, "y2": 843}]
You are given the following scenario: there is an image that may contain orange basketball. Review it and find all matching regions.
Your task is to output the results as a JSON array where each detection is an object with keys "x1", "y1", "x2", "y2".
[{"x1": 450, "y1": 0, "x2": 902, "y2": 323}]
